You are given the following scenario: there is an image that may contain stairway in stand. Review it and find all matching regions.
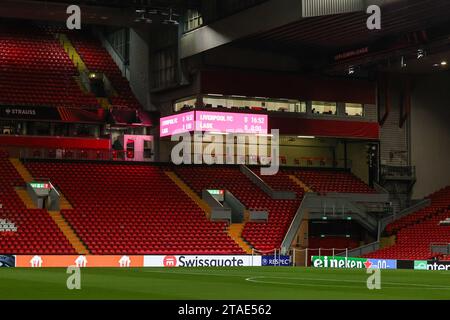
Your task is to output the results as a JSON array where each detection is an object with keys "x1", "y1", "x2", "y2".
[
  {"x1": 289, "y1": 175, "x2": 313, "y2": 192},
  {"x1": 48, "y1": 211, "x2": 89, "y2": 254},
  {"x1": 59, "y1": 193, "x2": 73, "y2": 210},
  {"x1": 97, "y1": 97, "x2": 111, "y2": 109},
  {"x1": 166, "y1": 170, "x2": 253, "y2": 254},
  {"x1": 58, "y1": 33, "x2": 113, "y2": 110},
  {"x1": 15, "y1": 187, "x2": 37, "y2": 209},
  {"x1": 228, "y1": 223, "x2": 253, "y2": 254},
  {"x1": 165, "y1": 170, "x2": 211, "y2": 218},
  {"x1": 9, "y1": 158, "x2": 33, "y2": 182},
  {"x1": 58, "y1": 33, "x2": 88, "y2": 74}
]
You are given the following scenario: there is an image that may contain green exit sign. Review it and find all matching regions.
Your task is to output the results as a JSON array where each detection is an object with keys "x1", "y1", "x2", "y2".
[
  {"x1": 30, "y1": 182, "x2": 50, "y2": 189},
  {"x1": 207, "y1": 190, "x2": 224, "y2": 195}
]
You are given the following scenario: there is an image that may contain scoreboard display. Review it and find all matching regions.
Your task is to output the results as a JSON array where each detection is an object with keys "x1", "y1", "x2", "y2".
[
  {"x1": 195, "y1": 111, "x2": 267, "y2": 135},
  {"x1": 160, "y1": 111, "x2": 268, "y2": 137},
  {"x1": 160, "y1": 111, "x2": 195, "y2": 137}
]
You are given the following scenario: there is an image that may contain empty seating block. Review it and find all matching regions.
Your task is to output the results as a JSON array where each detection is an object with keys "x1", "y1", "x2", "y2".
[
  {"x1": 0, "y1": 23, "x2": 98, "y2": 109},
  {"x1": 174, "y1": 166, "x2": 302, "y2": 252},
  {"x1": 286, "y1": 169, "x2": 375, "y2": 194},
  {"x1": 0, "y1": 151, "x2": 75, "y2": 254},
  {"x1": 68, "y1": 33, "x2": 142, "y2": 110},
  {"x1": 365, "y1": 186, "x2": 450, "y2": 260},
  {"x1": 25, "y1": 162, "x2": 244, "y2": 255},
  {"x1": 251, "y1": 167, "x2": 305, "y2": 197}
]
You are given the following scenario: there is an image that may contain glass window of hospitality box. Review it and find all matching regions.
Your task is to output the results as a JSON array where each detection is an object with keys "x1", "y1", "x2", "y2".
[
  {"x1": 311, "y1": 101, "x2": 337, "y2": 115},
  {"x1": 200, "y1": 95, "x2": 306, "y2": 113},
  {"x1": 345, "y1": 103, "x2": 364, "y2": 116},
  {"x1": 174, "y1": 97, "x2": 197, "y2": 111}
]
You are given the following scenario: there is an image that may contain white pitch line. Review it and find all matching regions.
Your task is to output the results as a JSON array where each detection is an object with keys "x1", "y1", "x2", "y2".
[
  {"x1": 142, "y1": 270, "x2": 450, "y2": 290},
  {"x1": 245, "y1": 276, "x2": 359, "y2": 289},
  {"x1": 245, "y1": 276, "x2": 450, "y2": 290}
]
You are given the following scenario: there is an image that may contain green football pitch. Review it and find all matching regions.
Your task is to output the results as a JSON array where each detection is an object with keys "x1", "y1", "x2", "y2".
[{"x1": 0, "y1": 267, "x2": 449, "y2": 300}]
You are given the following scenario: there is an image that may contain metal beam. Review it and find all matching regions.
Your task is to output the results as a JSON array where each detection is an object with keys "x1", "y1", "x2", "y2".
[
  {"x1": 180, "y1": 0, "x2": 303, "y2": 59},
  {"x1": 180, "y1": 0, "x2": 412, "y2": 59},
  {"x1": 302, "y1": 0, "x2": 364, "y2": 18},
  {"x1": 0, "y1": 0, "x2": 161, "y2": 27}
]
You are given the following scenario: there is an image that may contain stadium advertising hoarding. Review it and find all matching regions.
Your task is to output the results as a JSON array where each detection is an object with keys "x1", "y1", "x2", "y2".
[
  {"x1": 160, "y1": 111, "x2": 268, "y2": 137},
  {"x1": 311, "y1": 256, "x2": 397, "y2": 269},
  {"x1": 11, "y1": 255, "x2": 261, "y2": 267},
  {"x1": 6, "y1": 255, "x2": 450, "y2": 270},
  {"x1": 0, "y1": 105, "x2": 59, "y2": 120},
  {"x1": 14, "y1": 255, "x2": 143, "y2": 268},
  {"x1": 367, "y1": 258, "x2": 397, "y2": 269},
  {"x1": 414, "y1": 260, "x2": 428, "y2": 270},
  {"x1": 0, "y1": 105, "x2": 105, "y2": 123},
  {"x1": 261, "y1": 255, "x2": 291, "y2": 266},
  {"x1": 0, "y1": 255, "x2": 15, "y2": 267},
  {"x1": 144, "y1": 255, "x2": 262, "y2": 267},
  {"x1": 414, "y1": 260, "x2": 450, "y2": 271}
]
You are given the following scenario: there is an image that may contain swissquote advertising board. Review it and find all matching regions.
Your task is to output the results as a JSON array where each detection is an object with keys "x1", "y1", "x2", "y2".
[
  {"x1": 144, "y1": 255, "x2": 262, "y2": 267},
  {"x1": 5, "y1": 255, "x2": 262, "y2": 267}
]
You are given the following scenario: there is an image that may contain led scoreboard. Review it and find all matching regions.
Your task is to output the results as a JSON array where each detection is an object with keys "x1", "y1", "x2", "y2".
[
  {"x1": 160, "y1": 111, "x2": 195, "y2": 137},
  {"x1": 195, "y1": 111, "x2": 267, "y2": 134},
  {"x1": 160, "y1": 111, "x2": 268, "y2": 137}
]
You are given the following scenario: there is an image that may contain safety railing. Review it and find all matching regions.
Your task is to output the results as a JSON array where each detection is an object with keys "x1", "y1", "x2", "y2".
[
  {"x1": 14, "y1": 148, "x2": 154, "y2": 162},
  {"x1": 381, "y1": 165, "x2": 416, "y2": 179}
]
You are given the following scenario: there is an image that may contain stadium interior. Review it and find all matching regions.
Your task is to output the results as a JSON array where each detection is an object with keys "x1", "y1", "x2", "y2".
[{"x1": 0, "y1": 0, "x2": 449, "y2": 268}]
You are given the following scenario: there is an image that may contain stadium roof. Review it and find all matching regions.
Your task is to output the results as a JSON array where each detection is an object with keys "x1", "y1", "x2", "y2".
[
  {"x1": 18, "y1": 0, "x2": 200, "y2": 10},
  {"x1": 0, "y1": 0, "x2": 200, "y2": 26},
  {"x1": 191, "y1": 0, "x2": 450, "y2": 76}
]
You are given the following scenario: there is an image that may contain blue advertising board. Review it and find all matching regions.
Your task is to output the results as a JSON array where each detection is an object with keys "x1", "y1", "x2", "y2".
[
  {"x1": 0, "y1": 255, "x2": 15, "y2": 267},
  {"x1": 367, "y1": 258, "x2": 397, "y2": 269},
  {"x1": 262, "y1": 255, "x2": 291, "y2": 266}
]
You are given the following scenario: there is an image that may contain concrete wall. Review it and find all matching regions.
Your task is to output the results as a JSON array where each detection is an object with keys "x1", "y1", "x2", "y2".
[
  {"x1": 293, "y1": 212, "x2": 309, "y2": 249},
  {"x1": 203, "y1": 45, "x2": 300, "y2": 72},
  {"x1": 129, "y1": 28, "x2": 152, "y2": 110},
  {"x1": 379, "y1": 78, "x2": 410, "y2": 166},
  {"x1": 335, "y1": 140, "x2": 369, "y2": 184},
  {"x1": 410, "y1": 72, "x2": 450, "y2": 198},
  {"x1": 347, "y1": 142, "x2": 369, "y2": 184}
]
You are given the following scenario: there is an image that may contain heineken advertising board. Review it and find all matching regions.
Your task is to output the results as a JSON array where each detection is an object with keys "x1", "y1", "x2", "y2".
[{"x1": 311, "y1": 256, "x2": 397, "y2": 269}]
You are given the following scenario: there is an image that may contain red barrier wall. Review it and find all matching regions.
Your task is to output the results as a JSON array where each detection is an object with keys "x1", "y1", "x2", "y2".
[
  {"x1": 269, "y1": 117, "x2": 379, "y2": 139},
  {"x1": 0, "y1": 135, "x2": 111, "y2": 150}
]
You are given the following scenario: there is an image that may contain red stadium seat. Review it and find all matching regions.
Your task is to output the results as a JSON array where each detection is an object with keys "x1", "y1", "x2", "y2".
[
  {"x1": 67, "y1": 33, "x2": 142, "y2": 110},
  {"x1": 365, "y1": 186, "x2": 450, "y2": 260},
  {"x1": 174, "y1": 166, "x2": 303, "y2": 252},
  {"x1": 0, "y1": 23, "x2": 99, "y2": 109},
  {"x1": 25, "y1": 161, "x2": 244, "y2": 255},
  {"x1": 0, "y1": 152, "x2": 75, "y2": 254}
]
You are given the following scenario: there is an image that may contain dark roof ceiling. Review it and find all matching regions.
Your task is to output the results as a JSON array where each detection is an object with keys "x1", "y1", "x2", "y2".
[
  {"x1": 1, "y1": 0, "x2": 200, "y2": 27},
  {"x1": 247, "y1": 0, "x2": 450, "y2": 51},
  {"x1": 25, "y1": 0, "x2": 201, "y2": 9},
  {"x1": 240, "y1": 0, "x2": 450, "y2": 75}
]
